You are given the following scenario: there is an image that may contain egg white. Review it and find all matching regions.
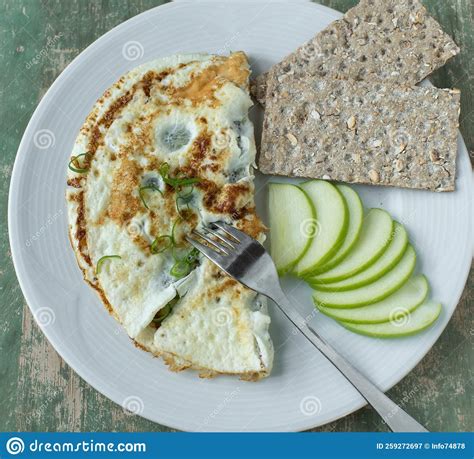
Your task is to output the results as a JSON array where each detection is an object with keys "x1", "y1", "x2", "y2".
[{"x1": 66, "y1": 53, "x2": 273, "y2": 379}]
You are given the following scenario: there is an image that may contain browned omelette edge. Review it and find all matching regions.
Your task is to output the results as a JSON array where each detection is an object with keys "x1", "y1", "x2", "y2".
[{"x1": 66, "y1": 53, "x2": 269, "y2": 381}]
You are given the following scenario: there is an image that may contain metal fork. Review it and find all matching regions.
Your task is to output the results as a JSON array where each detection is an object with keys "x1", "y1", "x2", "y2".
[{"x1": 186, "y1": 221, "x2": 428, "y2": 432}]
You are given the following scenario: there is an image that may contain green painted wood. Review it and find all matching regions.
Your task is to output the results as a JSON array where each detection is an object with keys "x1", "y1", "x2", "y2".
[{"x1": 0, "y1": 0, "x2": 472, "y2": 432}]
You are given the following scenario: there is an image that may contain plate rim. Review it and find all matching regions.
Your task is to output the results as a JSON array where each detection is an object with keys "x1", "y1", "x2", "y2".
[{"x1": 8, "y1": 0, "x2": 473, "y2": 431}]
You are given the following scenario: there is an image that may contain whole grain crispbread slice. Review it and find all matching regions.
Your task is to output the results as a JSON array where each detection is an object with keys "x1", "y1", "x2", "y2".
[
  {"x1": 260, "y1": 79, "x2": 460, "y2": 191},
  {"x1": 251, "y1": 0, "x2": 459, "y2": 105}
]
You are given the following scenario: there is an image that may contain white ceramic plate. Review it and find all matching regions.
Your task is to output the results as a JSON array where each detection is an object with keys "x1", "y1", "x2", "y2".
[{"x1": 9, "y1": 0, "x2": 473, "y2": 432}]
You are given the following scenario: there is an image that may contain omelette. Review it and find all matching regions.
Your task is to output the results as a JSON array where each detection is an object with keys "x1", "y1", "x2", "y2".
[{"x1": 66, "y1": 52, "x2": 274, "y2": 380}]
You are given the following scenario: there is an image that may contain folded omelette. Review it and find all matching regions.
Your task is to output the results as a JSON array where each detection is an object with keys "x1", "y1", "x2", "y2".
[{"x1": 66, "y1": 52, "x2": 273, "y2": 380}]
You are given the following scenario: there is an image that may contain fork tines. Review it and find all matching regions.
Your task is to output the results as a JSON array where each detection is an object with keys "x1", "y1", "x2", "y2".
[{"x1": 188, "y1": 222, "x2": 242, "y2": 255}]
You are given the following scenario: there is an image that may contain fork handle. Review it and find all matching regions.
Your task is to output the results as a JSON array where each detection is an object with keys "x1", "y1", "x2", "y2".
[{"x1": 271, "y1": 291, "x2": 428, "y2": 432}]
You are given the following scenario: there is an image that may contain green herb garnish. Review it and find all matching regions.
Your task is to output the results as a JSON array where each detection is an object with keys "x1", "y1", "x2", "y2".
[
  {"x1": 150, "y1": 218, "x2": 182, "y2": 256},
  {"x1": 170, "y1": 259, "x2": 191, "y2": 279},
  {"x1": 159, "y1": 162, "x2": 200, "y2": 188},
  {"x1": 152, "y1": 297, "x2": 179, "y2": 326},
  {"x1": 178, "y1": 184, "x2": 194, "y2": 199},
  {"x1": 149, "y1": 218, "x2": 200, "y2": 278},
  {"x1": 150, "y1": 235, "x2": 173, "y2": 254},
  {"x1": 176, "y1": 196, "x2": 191, "y2": 220},
  {"x1": 185, "y1": 248, "x2": 200, "y2": 265},
  {"x1": 175, "y1": 185, "x2": 194, "y2": 218},
  {"x1": 139, "y1": 185, "x2": 163, "y2": 210},
  {"x1": 159, "y1": 162, "x2": 170, "y2": 179},
  {"x1": 153, "y1": 303, "x2": 172, "y2": 324},
  {"x1": 171, "y1": 218, "x2": 182, "y2": 245},
  {"x1": 68, "y1": 152, "x2": 91, "y2": 174},
  {"x1": 170, "y1": 247, "x2": 200, "y2": 276},
  {"x1": 176, "y1": 199, "x2": 189, "y2": 218},
  {"x1": 96, "y1": 255, "x2": 122, "y2": 275}
]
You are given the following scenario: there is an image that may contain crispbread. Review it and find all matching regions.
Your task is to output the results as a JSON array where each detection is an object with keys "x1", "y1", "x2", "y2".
[
  {"x1": 260, "y1": 78, "x2": 460, "y2": 191},
  {"x1": 252, "y1": 0, "x2": 459, "y2": 105}
]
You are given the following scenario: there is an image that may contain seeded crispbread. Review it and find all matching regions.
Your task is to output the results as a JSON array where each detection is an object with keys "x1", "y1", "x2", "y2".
[
  {"x1": 251, "y1": 0, "x2": 459, "y2": 105},
  {"x1": 260, "y1": 79, "x2": 460, "y2": 191}
]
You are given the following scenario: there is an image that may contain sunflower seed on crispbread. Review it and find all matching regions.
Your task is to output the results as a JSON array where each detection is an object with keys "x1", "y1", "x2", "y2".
[
  {"x1": 251, "y1": 0, "x2": 459, "y2": 105},
  {"x1": 260, "y1": 79, "x2": 460, "y2": 191}
]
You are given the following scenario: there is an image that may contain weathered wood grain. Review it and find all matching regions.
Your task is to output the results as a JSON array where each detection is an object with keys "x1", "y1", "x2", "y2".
[
  {"x1": 0, "y1": 0, "x2": 472, "y2": 432},
  {"x1": 17, "y1": 305, "x2": 167, "y2": 431}
]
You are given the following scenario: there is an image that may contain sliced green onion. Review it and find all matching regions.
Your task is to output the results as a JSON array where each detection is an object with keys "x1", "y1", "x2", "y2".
[
  {"x1": 159, "y1": 162, "x2": 170, "y2": 179},
  {"x1": 68, "y1": 152, "x2": 91, "y2": 174},
  {"x1": 170, "y1": 259, "x2": 191, "y2": 279},
  {"x1": 96, "y1": 255, "x2": 121, "y2": 274},
  {"x1": 159, "y1": 162, "x2": 200, "y2": 188},
  {"x1": 150, "y1": 219, "x2": 182, "y2": 255},
  {"x1": 171, "y1": 176, "x2": 200, "y2": 187},
  {"x1": 150, "y1": 235, "x2": 173, "y2": 254},
  {"x1": 152, "y1": 303, "x2": 172, "y2": 324},
  {"x1": 176, "y1": 185, "x2": 194, "y2": 218},
  {"x1": 171, "y1": 218, "x2": 182, "y2": 245},
  {"x1": 176, "y1": 176, "x2": 200, "y2": 187},
  {"x1": 152, "y1": 297, "x2": 179, "y2": 326},
  {"x1": 176, "y1": 196, "x2": 190, "y2": 218},
  {"x1": 178, "y1": 184, "x2": 194, "y2": 199},
  {"x1": 168, "y1": 247, "x2": 200, "y2": 277},
  {"x1": 171, "y1": 245, "x2": 182, "y2": 261},
  {"x1": 139, "y1": 185, "x2": 163, "y2": 209},
  {"x1": 185, "y1": 248, "x2": 200, "y2": 264}
]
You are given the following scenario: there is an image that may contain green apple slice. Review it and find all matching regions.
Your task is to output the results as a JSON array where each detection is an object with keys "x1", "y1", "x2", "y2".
[
  {"x1": 312, "y1": 222, "x2": 408, "y2": 291},
  {"x1": 307, "y1": 209, "x2": 393, "y2": 283},
  {"x1": 312, "y1": 245, "x2": 416, "y2": 308},
  {"x1": 293, "y1": 180, "x2": 348, "y2": 277},
  {"x1": 316, "y1": 275, "x2": 429, "y2": 324},
  {"x1": 311, "y1": 185, "x2": 364, "y2": 275},
  {"x1": 340, "y1": 301, "x2": 441, "y2": 338},
  {"x1": 268, "y1": 183, "x2": 316, "y2": 275}
]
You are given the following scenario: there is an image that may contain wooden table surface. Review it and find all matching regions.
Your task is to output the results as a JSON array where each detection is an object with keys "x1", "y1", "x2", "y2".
[{"x1": 0, "y1": 0, "x2": 472, "y2": 432}]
